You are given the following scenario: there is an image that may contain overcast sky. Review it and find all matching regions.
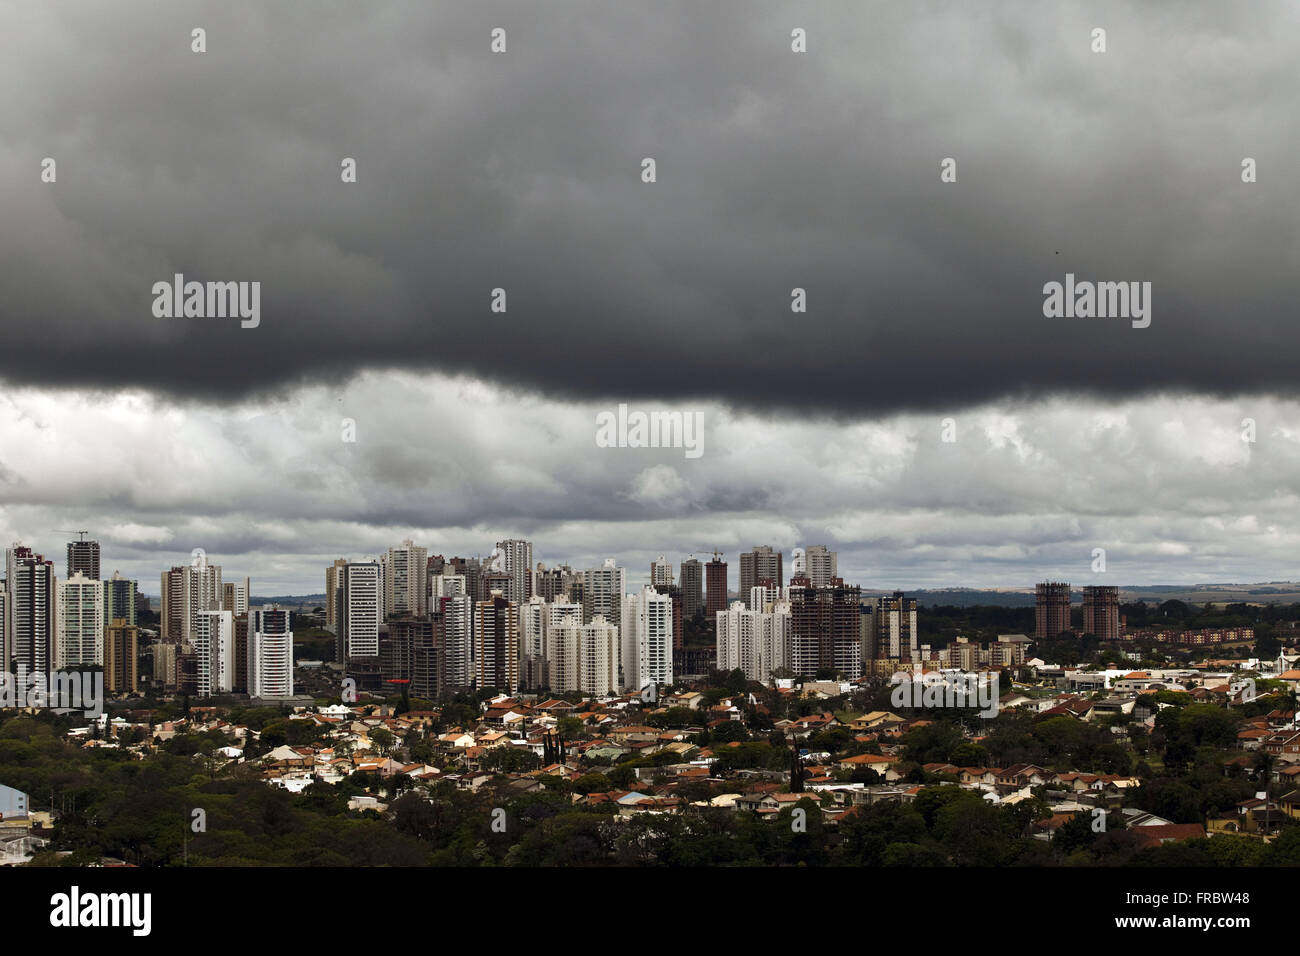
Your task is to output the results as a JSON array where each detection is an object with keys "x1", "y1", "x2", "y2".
[{"x1": 2, "y1": 1, "x2": 1297, "y2": 594}]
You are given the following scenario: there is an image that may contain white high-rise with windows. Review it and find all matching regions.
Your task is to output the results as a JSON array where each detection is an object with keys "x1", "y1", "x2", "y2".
[
  {"x1": 383, "y1": 539, "x2": 428, "y2": 618},
  {"x1": 249, "y1": 606, "x2": 293, "y2": 699},
  {"x1": 493, "y1": 539, "x2": 534, "y2": 605},
  {"x1": 7, "y1": 544, "x2": 55, "y2": 675},
  {"x1": 519, "y1": 596, "x2": 548, "y2": 689},
  {"x1": 56, "y1": 572, "x2": 105, "y2": 669},
  {"x1": 716, "y1": 599, "x2": 790, "y2": 681},
  {"x1": 650, "y1": 556, "x2": 673, "y2": 588},
  {"x1": 337, "y1": 562, "x2": 381, "y2": 658},
  {"x1": 193, "y1": 609, "x2": 234, "y2": 697},
  {"x1": 620, "y1": 586, "x2": 672, "y2": 692},
  {"x1": 160, "y1": 553, "x2": 223, "y2": 645},
  {"x1": 804, "y1": 545, "x2": 838, "y2": 589},
  {"x1": 583, "y1": 559, "x2": 626, "y2": 624},
  {"x1": 550, "y1": 615, "x2": 619, "y2": 697},
  {"x1": 430, "y1": 572, "x2": 466, "y2": 600},
  {"x1": 439, "y1": 592, "x2": 475, "y2": 688}
]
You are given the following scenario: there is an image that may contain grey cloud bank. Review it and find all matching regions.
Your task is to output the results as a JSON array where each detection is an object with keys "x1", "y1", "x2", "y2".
[{"x1": 0, "y1": 1, "x2": 1296, "y2": 412}]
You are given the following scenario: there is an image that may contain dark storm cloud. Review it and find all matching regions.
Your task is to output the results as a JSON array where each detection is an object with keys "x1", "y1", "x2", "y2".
[{"x1": 1, "y1": 0, "x2": 1296, "y2": 413}]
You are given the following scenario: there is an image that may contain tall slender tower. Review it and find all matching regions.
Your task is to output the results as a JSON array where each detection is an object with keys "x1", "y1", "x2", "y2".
[
  {"x1": 705, "y1": 553, "x2": 728, "y2": 621},
  {"x1": 6, "y1": 545, "x2": 55, "y2": 677},
  {"x1": 1035, "y1": 582, "x2": 1072, "y2": 640},
  {"x1": 680, "y1": 558, "x2": 703, "y2": 620}
]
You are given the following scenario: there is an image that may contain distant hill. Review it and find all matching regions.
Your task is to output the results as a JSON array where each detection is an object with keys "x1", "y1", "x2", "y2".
[{"x1": 913, "y1": 583, "x2": 1300, "y2": 607}]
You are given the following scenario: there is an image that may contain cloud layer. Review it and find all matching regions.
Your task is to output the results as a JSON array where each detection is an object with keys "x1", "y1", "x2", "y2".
[
  {"x1": 1, "y1": 1, "x2": 1297, "y2": 412},
  {"x1": 0, "y1": 374, "x2": 1292, "y2": 593}
]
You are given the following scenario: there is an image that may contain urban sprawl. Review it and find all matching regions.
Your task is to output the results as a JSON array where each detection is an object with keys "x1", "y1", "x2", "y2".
[{"x1": 1, "y1": 538, "x2": 1299, "y2": 867}]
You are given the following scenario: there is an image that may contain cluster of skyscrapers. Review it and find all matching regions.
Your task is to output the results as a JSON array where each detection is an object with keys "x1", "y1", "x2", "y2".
[
  {"x1": 334, "y1": 540, "x2": 933, "y2": 696},
  {"x1": 0, "y1": 536, "x2": 295, "y2": 700},
  {"x1": 332, "y1": 541, "x2": 679, "y2": 699},
  {"x1": 158, "y1": 554, "x2": 293, "y2": 699},
  {"x1": 1, "y1": 539, "x2": 141, "y2": 694}
]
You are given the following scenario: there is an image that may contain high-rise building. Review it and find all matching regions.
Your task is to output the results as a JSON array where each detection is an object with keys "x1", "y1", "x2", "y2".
[
  {"x1": 159, "y1": 554, "x2": 222, "y2": 645},
  {"x1": 66, "y1": 538, "x2": 100, "y2": 580},
  {"x1": 705, "y1": 554, "x2": 728, "y2": 621},
  {"x1": 6, "y1": 545, "x2": 55, "y2": 676},
  {"x1": 440, "y1": 593, "x2": 475, "y2": 689},
  {"x1": 788, "y1": 576, "x2": 862, "y2": 679},
  {"x1": 518, "y1": 596, "x2": 548, "y2": 689},
  {"x1": 383, "y1": 539, "x2": 428, "y2": 619},
  {"x1": 104, "y1": 618, "x2": 139, "y2": 694},
  {"x1": 325, "y1": 558, "x2": 348, "y2": 631},
  {"x1": 232, "y1": 613, "x2": 250, "y2": 694},
  {"x1": 549, "y1": 615, "x2": 620, "y2": 697},
  {"x1": 414, "y1": 611, "x2": 443, "y2": 701},
  {"x1": 651, "y1": 556, "x2": 673, "y2": 589},
  {"x1": 517, "y1": 595, "x2": 583, "y2": 690},
  {"x1": 193, "y1": 609, "x2": 234, "y2": 697},
  {"x1": 104, "y1": 572, "x2": 139, "y2": 628},
  {"x1": 430, "y1": 572, "x2": 466, "y2": 600},
  {"x1": 655, "y1": 583, "x2": 684, "y2": 655},
  {"x1": 803, "y1": 545, "x2": 838, "y2": 589},
  {"x1": 740, "y1": 546, "x2": 783, "y2": 608},
  {"x1": 475, "y1": 592, "x2": 519, "y2": 693},
  {"x1": 221, "y1": 577, "x2": 250, "y2": 617},
  {"x1": 249, "y1": 606, "x2": 293, "y2": 699},
  {"x1": 1035, "y1": 582, "x2": 1072, "y2": 640},
  {"x1": 583, "y1": 559, "x2": 626, "y2": 625},
  {"x1": 56, "y1": 571, "x2": 104, "y2": 669},
  {"x1": 449, "y1": 556, "x2": 485, "y2": 603},
  {"x1": 534, "y1": 562, "x2": 577, "y2": 603},
  {"x1": 716, "y1": 598, "x2": 790, "y2": 681},
  {"x1": 870, "y1": 591, "x2": 919, "y2": 663},
  {"x1": 381, "y1": 615, "x2": 433, "y2": 696},
  {"x1": 620, "y1": 586, "x2": 672, "y2": 692},
  {"x1": 680, "y1": 558, "x2": 703, "y2": 620},
  {"x1": 493, "y1": 539, "x2": 534, "y2": 605},
  {"x1": 1082, "y1": 585, "x2": 1120, "y2": 641},
  {"x1": 336, "y1": 562, "x2": 381, "y2": 660}
]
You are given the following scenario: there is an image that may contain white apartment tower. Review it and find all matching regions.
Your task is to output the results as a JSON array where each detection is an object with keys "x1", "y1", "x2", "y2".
[
  {"x1": 193, "y1": 609, "x2": 234, "y2": 697},
  {"x1": 493, "y1": 539, "x2": 534, "y2": 605},
  {"x1": 583, "y1": 559, "x2": 626, "y2": 624},
  {"x1": 804, "y1": 545, "x2": 838, "y2": 589},
  {"x1": 337, "y1": 562, "x2": 381, "y2": 658},
  {"x1": 620, "y1": 586, "x2": 672, "y2": 692},
  {"x1": 716, "y1": 599, "x2": 790, "y2": 681},
  {"x1": 249, "y1": 606, "x2": 294, "y2": 699},
  {"x1": 6, "y1": 545, "x2": 55, "y2": 675},
  {"x1": 56, "y1": 572, "x2": 105, "y2": 669},
  {"x1": 439, "y1": 592, "x2": 475, "y2": 688},
  {"x1": 383, "y1": 539, "x2": 428, "y2": 618},
  {"x1": 650, "y1": 556, "x2": 673, "y2": 589},
  {"x1": 550, "y1": 615, "x2": 619, "y2": 697},
  {"x1": 430, "y1": 572, "x2": 466, "y2": 601}
]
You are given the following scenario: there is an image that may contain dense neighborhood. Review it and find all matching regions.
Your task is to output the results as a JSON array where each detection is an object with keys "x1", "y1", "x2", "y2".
[{"x1": 7, "y1": 638, "x2": 1300, "y2": 867}]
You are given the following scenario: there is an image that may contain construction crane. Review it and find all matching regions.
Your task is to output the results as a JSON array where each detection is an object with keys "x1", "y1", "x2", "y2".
[{"x1": 53, "y1": 530, "x2": 91, "y2": 541}]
